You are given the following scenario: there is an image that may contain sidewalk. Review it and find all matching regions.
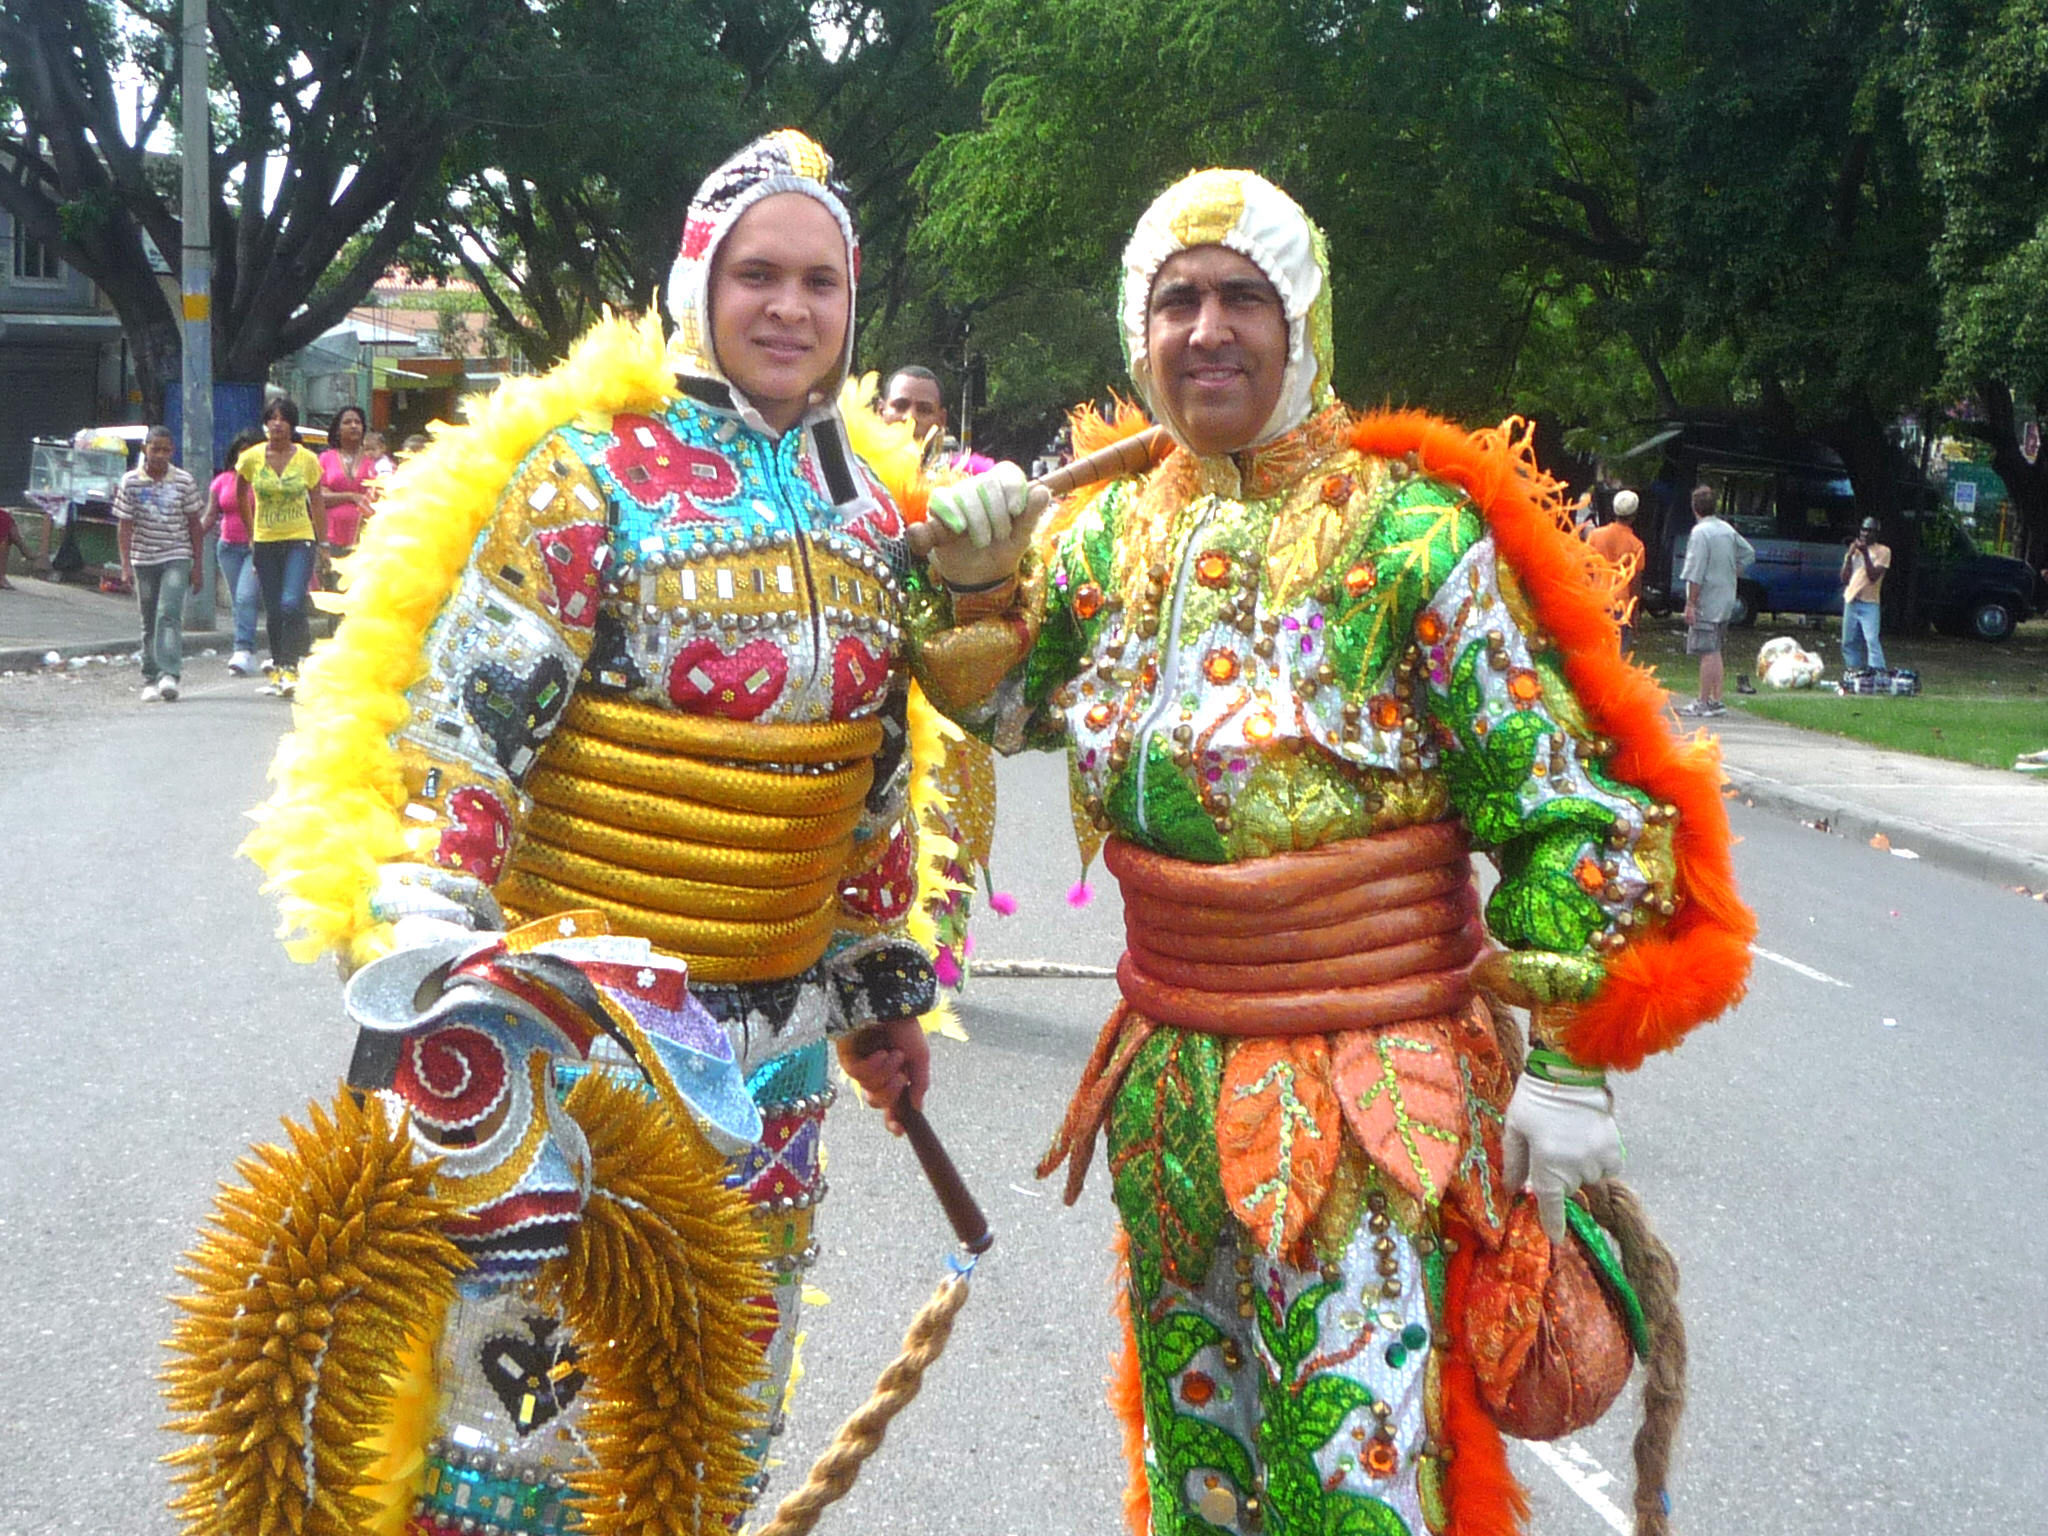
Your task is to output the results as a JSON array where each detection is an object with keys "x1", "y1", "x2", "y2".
[
  {"x1": 1707, "y1": 706, "x2": 2048, "y2": 889},
  {"x1": 0, "y1": 573, "x2": 226, "y2": 669}
]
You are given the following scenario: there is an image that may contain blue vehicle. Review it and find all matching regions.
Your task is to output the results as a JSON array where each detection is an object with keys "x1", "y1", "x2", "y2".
[{"x1": 1624, "y1": 419, "x2": 2039, "y2": 639}]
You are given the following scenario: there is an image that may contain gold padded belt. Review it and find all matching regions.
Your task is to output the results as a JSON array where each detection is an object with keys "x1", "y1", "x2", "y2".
[
  {"x1": 524, "y1": 772, "x2": 867, "y2": 852},
  {"x1": 499, "y1": 695, "x2": 885, "y2": 983},
  {"x1": 541, "y1": 731, "x2": 874, "y2": 814},
  {"x1": 567, "y1": 693, "x2": 884, "y2": 765},
  {"x1": 522, "y1": 806, "x2": 850, "y2": 889}
]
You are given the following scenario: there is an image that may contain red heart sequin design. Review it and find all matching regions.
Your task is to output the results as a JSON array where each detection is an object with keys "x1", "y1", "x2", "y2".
[
  {"x1": 605, "y1": 414, "x2": 739, "y2": 517},
  {"x1": 535, "y1": 522, "x2": 607, "y2": 630},
  {"x1": 437, "y1": 786, "x2": 512, "y2": 883},
  {"x1": 839, "y1": 826, "x2": 916, "y2": 921},
  {"x1": 667, "y1": 638, "x2": 788, "y2": 720},
  {"x1": 831, "y1": 636, "x2": 892, "y2": 717}
]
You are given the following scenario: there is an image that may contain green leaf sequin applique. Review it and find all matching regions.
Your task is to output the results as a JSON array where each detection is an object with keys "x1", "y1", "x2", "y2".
[
  {"x1": 1486, "y1": 837, "x2": 1607, "y2": 952},
  {"x1": 1251, "y1": 1278, "x2": 1411, "y2": 1536},
  {"x1": 1129, "y1": 1298, "x2": 1256, "y2": 1536},
  {"x1": 1106, "y1": 737, "x2": 1231, "y2": 863},
  {"x1": 1323, "y1": 482, "x2": 1484, "y2": 697},
  {"x1": 1109, "y1": 1030, "x2": 1228, "y2": 1290}
]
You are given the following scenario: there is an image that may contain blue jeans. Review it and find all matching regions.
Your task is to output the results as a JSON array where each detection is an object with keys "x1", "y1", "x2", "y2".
[
  {"x1": 251, "y1": 538, "x2": 315, "y2": 670},
  {"x1": 133, "y1": 559, "x2": 191, "y2": 683},
  {"x1": 215, "y1": 540, "x2": 261, "y2": 652},
  {"x1": 1841, "y1": 598, "x2": 1886, "y2": 671}
]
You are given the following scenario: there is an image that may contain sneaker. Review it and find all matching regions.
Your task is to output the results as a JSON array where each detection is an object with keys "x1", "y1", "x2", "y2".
[
  {"x1": 256, "y1": 667, "x2": 284, "y2": 697},
  {"x1": 1702, "y1": 700, "x2": 1727, "y2": 716},
  {"x1": 1736, "y1": 675, "x2": 1757, "y2": 695},
  {"x1": 227, "y1": 650, "x2": 255, "y2": 676},
  {"x1": 139, "y1": 680, "x2": 162, "y2": 702},
  {"x1": 1677, "y1": 699, "x2": 1711, "y2": 717},
  {"x1": 275, "y1": 667, "x2": 298, "y2": 699},
  {"x1": 158, "y1": 678, "x2": 179, "y2": 702}
]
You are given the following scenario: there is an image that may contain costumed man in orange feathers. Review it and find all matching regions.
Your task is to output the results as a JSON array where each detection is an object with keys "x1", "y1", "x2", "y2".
[{"x1": 907, "y1": 168, "x2": 1756, "y2": 1535}]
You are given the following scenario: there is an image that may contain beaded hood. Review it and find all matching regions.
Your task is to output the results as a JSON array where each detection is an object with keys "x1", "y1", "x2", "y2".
[
  {"x1": 1119, "y1": 168, "x2": 1336, "y2": 451},
  {"x1": 664, "y1": 129, "x2": 861, "y2": 427}
]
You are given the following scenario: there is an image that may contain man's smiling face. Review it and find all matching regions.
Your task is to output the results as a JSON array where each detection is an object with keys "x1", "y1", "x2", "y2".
[{"x1": 1145, "y1": 245, "x2": 1288, "y2": 457}]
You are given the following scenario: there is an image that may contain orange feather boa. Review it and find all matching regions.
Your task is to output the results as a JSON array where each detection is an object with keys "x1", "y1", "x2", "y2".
[{"x1": 1351, "y1": 411, "x2": 1755, "y2": 1071}]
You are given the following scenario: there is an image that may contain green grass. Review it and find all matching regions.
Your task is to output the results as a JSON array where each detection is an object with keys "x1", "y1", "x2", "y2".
[
  {"x1": 1624, "y1": 614, "x2": 2048, "y2": 769},
  {"x1": 1732, "y1": 694, "x2": 2048, "y2": 770}
]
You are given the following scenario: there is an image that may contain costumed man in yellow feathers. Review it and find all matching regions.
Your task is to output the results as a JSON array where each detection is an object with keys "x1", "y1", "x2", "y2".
[
  {"x1": 164, "y1": 131, "x2": 990, "y2": 1536},
  {"x1": 909, "y1": 169, "x2": 1756, "y2": 1536}
]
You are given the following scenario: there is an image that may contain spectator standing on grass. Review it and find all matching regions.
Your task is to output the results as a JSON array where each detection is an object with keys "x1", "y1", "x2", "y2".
[
  {"x1": 1840, "y1": 514, "x2": 1891, "y2": 673},
  {"x1": 1586, "y1": 488, "x2": 1646, "y2": 654},
  {"x1": 236, "y1": 396, "x2": 325, "y2": 699},
  {"x1": 113, "y1": 425, "x2": 205, "y2": 703},
  {"x1": 1679, "y1": 482, "x2": 1755, "y2": 717},
  {"x1": 205, "y1": 429, "x2": 264, "y2": 675}
]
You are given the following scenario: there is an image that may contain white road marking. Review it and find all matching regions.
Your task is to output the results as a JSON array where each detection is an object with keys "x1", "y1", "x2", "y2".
[
  {"x1": 1750, "y1": 943, "x2": 1851, "y2": 988},
  {"x1": 1523, "y1": 1438, "x2": 1633, "y2": 1534}
]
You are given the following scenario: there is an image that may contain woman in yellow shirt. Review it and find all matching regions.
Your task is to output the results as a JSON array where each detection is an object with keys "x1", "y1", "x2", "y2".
[{"x1": 235, "y1": 395, "x2": 326, "y2": 696}]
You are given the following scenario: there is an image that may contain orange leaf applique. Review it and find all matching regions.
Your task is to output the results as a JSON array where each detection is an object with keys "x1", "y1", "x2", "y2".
[
  {"x1": 1331, "y1": 1020, "x2": 1466, "y2": 1209},
  {"x1": 1217, "y1": 1036, "x2": 1341, "y2": 1261},
  {"x1": 1459, "y1": 1196, "x2": 1553, "y2": 1411},
  {"x1": 1445, "y1": 997, "x2": 1515, "y2": 1246}
]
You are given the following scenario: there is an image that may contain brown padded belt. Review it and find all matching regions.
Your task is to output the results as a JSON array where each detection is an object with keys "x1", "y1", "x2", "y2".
[
  {"x1": 1127, "y1": 887, "x2": 1479, "y2": 966},
  {"x1": 1104, "y1": 821, "x2": 1471, "y2": 910},
  {"x1": 1128, "y1": 918, "x2": 1485, "y2": 995},
  {"x1": 1115, "y1": 958, "x2": 1478, "y2": 1036},
  {"x1": 1107, "y1": 826, "x2": 1481, "y2": 1036},
  {"x1": 1120, "y1": 861, "x2": 1471, "y2": 939}
]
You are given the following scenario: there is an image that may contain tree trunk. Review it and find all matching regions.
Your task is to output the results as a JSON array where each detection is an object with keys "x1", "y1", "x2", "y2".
[{"x1": 1970, "y1": 381, "x2": 2048, "y2": 568}]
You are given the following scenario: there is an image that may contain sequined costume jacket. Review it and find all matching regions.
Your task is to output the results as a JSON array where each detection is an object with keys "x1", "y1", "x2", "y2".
[
  {"x1": 379, "y1": 390, "x2": 938, "y2": 1048},
  {"x1": 926, "y1": 404, "x2": 1675, "y2": 994}
]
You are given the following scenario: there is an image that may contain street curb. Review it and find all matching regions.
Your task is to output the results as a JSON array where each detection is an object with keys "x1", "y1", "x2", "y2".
[
  {"x1": 0, "y1": 615, "x2": 337, "y2": 673},
  {"x1": 1723, "y1": 762, "x2": 2048, "y2": 892},
  {"x1": 0, "y1": 632, "x2": 225, "y2": 671}
]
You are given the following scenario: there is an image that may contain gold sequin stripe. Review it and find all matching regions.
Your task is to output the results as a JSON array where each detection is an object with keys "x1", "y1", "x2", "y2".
[
  {"x1": 540, "y1": 729, "x2": 875, "y2": 815},
  {"x1": 521, "y1": 805, "x2": 853, "y2": 890},
  {"x1": 525, "y1": 769, "x2": 869, "y2": 852},
  {"x1": 495, "y1": 869, "x2": 837, "y2": 977},
  {"x1": 567, "y1": 694, "x2": 885, "y2": 766},
  {"x1": 508, "y1": 838, "x2": 846, "y2": 922}
]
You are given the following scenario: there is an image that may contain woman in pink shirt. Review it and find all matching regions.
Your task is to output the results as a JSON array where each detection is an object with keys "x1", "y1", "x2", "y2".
[
  {"x1": 201, "y1": 428, "x2": 264, "y2": 673},
  {"x1": 317, "y1": 405, "x2": 377, "y2": 558}
]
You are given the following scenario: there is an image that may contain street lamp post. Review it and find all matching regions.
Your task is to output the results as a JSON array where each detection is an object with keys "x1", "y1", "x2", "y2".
[{"x1": 179, "y1": 0, "x2": 216, "y2": 631}]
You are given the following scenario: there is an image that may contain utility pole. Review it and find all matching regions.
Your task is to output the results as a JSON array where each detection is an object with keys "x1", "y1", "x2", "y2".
[{"x1": 180, "y1": 0, "x2": 216, "y2": 630}]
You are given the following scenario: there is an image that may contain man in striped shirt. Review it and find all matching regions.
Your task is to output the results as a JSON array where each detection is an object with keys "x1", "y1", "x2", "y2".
[{"x1": 114, "y1": 426, "x2": 205, "y2": 702}]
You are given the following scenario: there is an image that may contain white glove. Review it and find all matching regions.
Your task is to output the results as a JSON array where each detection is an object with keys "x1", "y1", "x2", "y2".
[
  {"x1": 1502, "y1": 1073, "x2": 1624, "y2": 1242},
  {"x1": 927, "y1": 462, "x2": 1031, "y2": 549}
]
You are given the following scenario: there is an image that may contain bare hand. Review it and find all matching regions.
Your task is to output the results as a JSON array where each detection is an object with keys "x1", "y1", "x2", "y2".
[{"x1": 836, "y1": 1015, "x2": 931, "y2": 1136}]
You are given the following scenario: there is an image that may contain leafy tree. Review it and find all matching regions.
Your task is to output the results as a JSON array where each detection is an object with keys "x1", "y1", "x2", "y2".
[
  {"x1": 415, "y1": 0, "x2": 982, "y2": 377},
  {"x1": 1899, "y1": 0, "x2": 2048, "y2": 556},
  {"x1": 0, "y1": 0, "x2": 564, "y2": 417}
]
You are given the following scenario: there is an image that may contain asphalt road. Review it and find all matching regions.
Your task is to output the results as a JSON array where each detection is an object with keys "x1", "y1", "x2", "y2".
[{"x1": 2, "y1": 650, "x2": 2044, "y2": 1536}]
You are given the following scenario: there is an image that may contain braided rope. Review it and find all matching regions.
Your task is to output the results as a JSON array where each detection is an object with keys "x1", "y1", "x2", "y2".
[
  {"x1": 1580, "y1": 1179, "x2": 1688, "y2": 1536},
  {"x1": 752, "y1": 1271, "x2": 974, "y2": 1536}
]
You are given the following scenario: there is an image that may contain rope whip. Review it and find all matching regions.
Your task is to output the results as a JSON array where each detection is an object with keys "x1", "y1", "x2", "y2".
[{"x1": 753, "y1": 1092, "x2": 994, "y2": 1536}]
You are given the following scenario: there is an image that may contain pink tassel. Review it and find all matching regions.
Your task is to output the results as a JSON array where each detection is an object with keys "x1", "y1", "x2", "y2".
[
  {"x1": 989, "y1": 890, "x2": 1018, "y2": 917},
  {"x1": 1066, "y1": 880, "x2": 1095, "y2": 909},
  {"x1": 962, "y1": 932, "x2": 976, "y2": 959},
  {"x1": 934, "y1": 946, "x2": 963, "y2": 988}
]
